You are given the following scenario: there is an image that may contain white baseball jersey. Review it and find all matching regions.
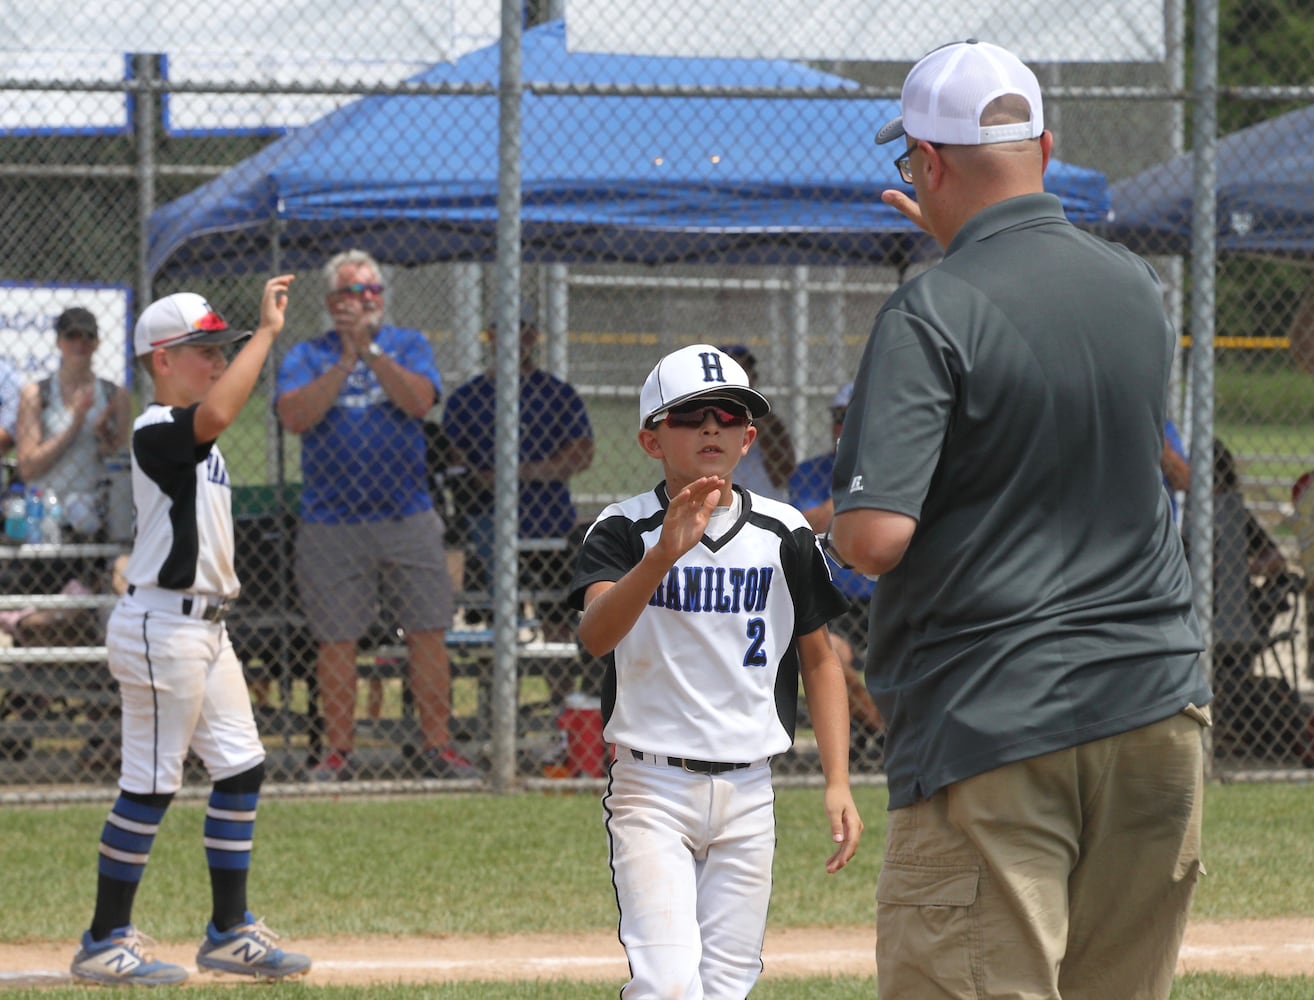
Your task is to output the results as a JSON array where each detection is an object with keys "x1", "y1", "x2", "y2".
[
  {"x1": 122, "y1": 402, "x2": 239, "y2": 598},
  {"x1": 571, "y1": 483, "x2": 847, "y2": 761}
]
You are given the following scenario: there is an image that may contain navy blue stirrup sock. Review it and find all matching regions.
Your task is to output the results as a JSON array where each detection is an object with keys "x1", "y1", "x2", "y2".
[
  {"x1": 89, "y1": 791, "x2": 172, "y2": 940},
  {"x1": 207, "y1": 765, "x2": 263, "y2": 932}
]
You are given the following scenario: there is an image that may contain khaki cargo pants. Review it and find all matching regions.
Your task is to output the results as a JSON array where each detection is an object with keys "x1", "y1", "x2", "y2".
[{"x1": 876, "y1": 706, "x2": 1209, "y2": 1000}]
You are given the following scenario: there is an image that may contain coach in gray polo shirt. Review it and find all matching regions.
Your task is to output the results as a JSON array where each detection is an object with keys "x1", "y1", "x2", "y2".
[{"x1": 828, "y1": 40, "x2": 1210, "y2": 1000}]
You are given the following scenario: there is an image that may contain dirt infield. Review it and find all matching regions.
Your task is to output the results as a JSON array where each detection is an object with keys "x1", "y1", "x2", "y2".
[{"x1": 2, "y1": 918, "x2": 1312, "y2": 987}]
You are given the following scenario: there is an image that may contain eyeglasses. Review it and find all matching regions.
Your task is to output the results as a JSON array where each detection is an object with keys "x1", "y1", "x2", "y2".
[
  {"x1": 652, "y1": 404, "x2": 750, "y2": 430},
  {"x1": 330, "y1": 282, "x2": 384, "y2": 298},
  {"x1": 830, "y1": 407, "x2": 848, "y2": 423},
  {"x1": 893, "y1": 140, "x2": 942, "y2": 184},
  {"x1": 60, "y1": 329, "x2": 98, "y2": 342}
]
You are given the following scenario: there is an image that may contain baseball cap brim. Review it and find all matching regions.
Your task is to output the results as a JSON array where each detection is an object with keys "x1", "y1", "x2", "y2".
[
  {"x1": 169, "y1": 328, "x2": 251, "y2": 347},
  {"x1": 875, "y1": 116, "x2": 906, "y2": 146},
  {"x1": 136, "y1": 327, "x2": 251, "y2": 356}
]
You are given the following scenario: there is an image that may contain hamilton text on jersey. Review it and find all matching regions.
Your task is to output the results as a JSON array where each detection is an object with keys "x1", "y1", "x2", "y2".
[{"x1": 647, "y1": 565, "x2": 774, "y2": 614}]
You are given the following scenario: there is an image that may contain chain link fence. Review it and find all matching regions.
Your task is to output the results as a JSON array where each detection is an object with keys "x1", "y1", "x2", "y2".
[{"x1": 1, "y1": 1, "x2": 1311, "y2": 796}]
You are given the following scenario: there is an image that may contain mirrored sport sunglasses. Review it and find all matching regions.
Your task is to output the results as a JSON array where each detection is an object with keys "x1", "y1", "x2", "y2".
[
  {"x1": 330, "y1": 282, "x2": 385, "y2": 298},
  {"x1": 652, "y1": 403, "x2": 750, "y2": 430}
]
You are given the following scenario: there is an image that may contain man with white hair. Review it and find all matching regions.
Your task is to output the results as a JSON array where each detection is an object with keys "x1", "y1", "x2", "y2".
[{"x1": 276, "y1": 249, "x2": 478, "y2": 782}]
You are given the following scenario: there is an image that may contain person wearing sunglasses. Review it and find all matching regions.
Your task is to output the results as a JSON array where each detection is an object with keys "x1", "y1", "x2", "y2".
[
  {"x1": 16, "y1": 305, "x2": 131, "y2": 540},
  {"x1": 275, "y1": 248, "x2": 477, "y2": 782},
  {"x1": 569, "y1": 343, "x2": 862, "y2": 998}
]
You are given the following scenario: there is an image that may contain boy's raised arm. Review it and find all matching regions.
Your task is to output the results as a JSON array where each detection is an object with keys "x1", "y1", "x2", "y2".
[{"x1": 194, "y1": 275, "x2": 294, "y2": 442}]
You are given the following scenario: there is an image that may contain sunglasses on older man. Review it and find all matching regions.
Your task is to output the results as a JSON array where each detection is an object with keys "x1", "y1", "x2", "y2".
[
  {"x1": 330, "y1": 282, "x2": 385, "y2": 298},
  {"x1": 651, "y1": 403, "x2": 750, "y2": 430}
]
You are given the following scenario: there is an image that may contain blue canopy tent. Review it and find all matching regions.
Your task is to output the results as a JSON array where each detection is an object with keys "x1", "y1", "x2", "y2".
[
  {"x1": 1107, "y1": 105, "x2": 1314, "y2": 260},
  {"x1": 147, "y1": 21, "x2": 1112, "y2": 279}
]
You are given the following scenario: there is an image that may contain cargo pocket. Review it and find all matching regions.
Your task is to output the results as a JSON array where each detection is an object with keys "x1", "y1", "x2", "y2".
[{"x1": 876, "y1": 862, "x2": 980, "y2": 995}]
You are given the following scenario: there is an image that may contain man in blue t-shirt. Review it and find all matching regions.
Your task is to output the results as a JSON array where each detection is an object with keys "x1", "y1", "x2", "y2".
[
  {"x1": 275, "y1": 249, "x2": 477, "y2": 782},
  {"x1": 443, "y1": 317, "x2": 594, "y2": 703}
]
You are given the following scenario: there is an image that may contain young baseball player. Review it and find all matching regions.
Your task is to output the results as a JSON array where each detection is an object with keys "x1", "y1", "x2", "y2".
[
  {"x1": 570, "y1": 343, "x2": 863, "y2": 998},
  {"x1": 70, "y1": 277, "x2": 311, "y2": 986}
]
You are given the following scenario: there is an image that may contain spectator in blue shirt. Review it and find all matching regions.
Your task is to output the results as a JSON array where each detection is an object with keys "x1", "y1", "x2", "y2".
[{"x1": 276, "y1": 249, "x2": 477, "y2": 782}]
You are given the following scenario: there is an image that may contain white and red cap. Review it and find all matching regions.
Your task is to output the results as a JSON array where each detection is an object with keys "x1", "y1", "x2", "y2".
[
  {"x1": 133, "y1": 292, "x2": 247, "y2": 357},
  {"x1": 638, "y1": 343, "x2": 771, "y2": 430},
  {"x1": 875, "y1": 39, "x2": 1043, "y2": 147}
]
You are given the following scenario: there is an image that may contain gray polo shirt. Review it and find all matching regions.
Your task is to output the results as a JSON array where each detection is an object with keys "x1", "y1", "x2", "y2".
[{"x1": 833, "y1": 193, "x2": 1207, "y2": 809}]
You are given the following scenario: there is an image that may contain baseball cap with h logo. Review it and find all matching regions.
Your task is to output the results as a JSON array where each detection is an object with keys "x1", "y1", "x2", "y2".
[{"x1": 639, "y1": 343, "x2": 771, "y2": 430}]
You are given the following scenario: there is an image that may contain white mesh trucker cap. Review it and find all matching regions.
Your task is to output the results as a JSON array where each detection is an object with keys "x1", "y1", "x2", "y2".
[
  {"x1": 638, "y1": 343, "x2": 771, "y2": 430},
  {"x1": 875, "y1": 39, "x2": 1044, "y2": 147}
]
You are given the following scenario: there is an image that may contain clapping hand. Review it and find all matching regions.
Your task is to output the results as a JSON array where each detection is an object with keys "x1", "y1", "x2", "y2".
[{"x1": 656, "y1": 476, "x2": 725, "y2": 561}]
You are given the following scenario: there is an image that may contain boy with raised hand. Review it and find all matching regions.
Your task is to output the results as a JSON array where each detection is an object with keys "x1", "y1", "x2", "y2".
[
  {"x1": 71, "y1": 276, "x2": 311, "y2": 986},
  {"x1": 570, "y1": 342, "x2": 862, "y2": 998}
]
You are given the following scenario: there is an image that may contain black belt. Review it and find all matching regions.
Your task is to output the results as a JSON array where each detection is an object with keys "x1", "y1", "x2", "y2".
[
  {"x1": 630, "y1": 748, "x2": 751, "y2": 775},
  {"x1": 127, "y1": 584, "x2": 235, "y2": 623}
]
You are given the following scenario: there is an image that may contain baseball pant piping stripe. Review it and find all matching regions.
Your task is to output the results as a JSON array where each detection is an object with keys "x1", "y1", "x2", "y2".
[
  {"x1": 139, "y1": 613, "x2": 163, "y2": 795},
  {"x1": 600, "y1": 763, "x2": 633, "y2": 961}
]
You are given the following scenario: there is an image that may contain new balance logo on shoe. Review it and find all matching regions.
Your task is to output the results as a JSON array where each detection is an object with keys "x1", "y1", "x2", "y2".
[
  {"x1": 231, "y1": 939, "x2": 268, "y2": 964},
  {"x1": 195, "y1": 914, "x2": 310, "y2": 980},
  {"x1": 105, "y1": 951, "x2": 141, "y2": 974}
]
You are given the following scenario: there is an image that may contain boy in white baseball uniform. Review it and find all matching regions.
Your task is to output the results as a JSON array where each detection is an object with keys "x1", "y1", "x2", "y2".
[
  {"x1": 570, "y1": 344, "x2": 863, "y2": 998},
  {"x1": 70, "y1": 277, "x2": 311, "y2": 986}
]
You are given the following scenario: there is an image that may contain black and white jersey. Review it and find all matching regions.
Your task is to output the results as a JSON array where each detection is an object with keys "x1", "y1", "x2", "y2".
[
  {"x1": 570, "y1": 484, "x2": 848, "y2": 761},
  {"x1": 121, "y1": 402, "x2": 239, "y2": 597}
]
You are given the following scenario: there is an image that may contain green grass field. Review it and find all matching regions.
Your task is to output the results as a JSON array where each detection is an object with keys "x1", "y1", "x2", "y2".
[{"x1": 1, "y1": 782, "x2": 1311, "y2": 997}]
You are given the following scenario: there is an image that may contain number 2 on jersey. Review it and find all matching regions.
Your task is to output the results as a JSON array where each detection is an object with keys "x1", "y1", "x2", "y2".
[{"x1": 743, "y1": 617, "x2": 769, "y2": 668}]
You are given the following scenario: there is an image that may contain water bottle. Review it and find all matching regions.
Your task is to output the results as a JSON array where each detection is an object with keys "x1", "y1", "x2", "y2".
[
  {"x1": 43, "y1": 489, "x2": 63, "y2": 546},
  {"x1": 3, "y1": 484, "x2": 28, "y2": 543},
  {"x1": 25, "y1": 486, "x2": 43, "y2": 545},
  {"x1": 102, "y1": 451, "x2": 134, "y2": 544}
]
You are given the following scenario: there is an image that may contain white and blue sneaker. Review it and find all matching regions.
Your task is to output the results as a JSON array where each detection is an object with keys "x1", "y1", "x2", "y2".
[
  {"x1": 195, "y1": 913, "x2": 311, "y2": 979},
  {"x1": 70, "y1": 925, "x2": 189, "y2": 986}
]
